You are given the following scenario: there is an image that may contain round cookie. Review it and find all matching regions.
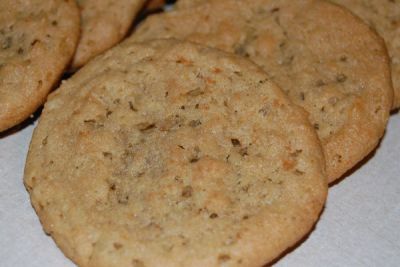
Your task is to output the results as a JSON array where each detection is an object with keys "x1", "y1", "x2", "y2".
[
  {"x1": 71, "y1": 0, "x2": 146, "y2": 69},
  {"x1": 24, "y1": 39, "x2": 327, "y2": 267},
  {"x1": 331, "y1": 0, "x2": 400, "y2": 109},
  {"x1": 132, "y1": 0, "x2": 393, "y2": 182},
  {"x1": 0, "y1": 0, "x2": 80, "y2": 132}
]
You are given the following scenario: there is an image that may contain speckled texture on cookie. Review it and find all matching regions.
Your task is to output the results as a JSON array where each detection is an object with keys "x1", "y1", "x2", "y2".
[
  {"x1": 24, "y1": 39, "x2": 327, "y2": 267},
  {"x1": 175, "y1": 0, "x2": 203, "y2": 9},
  {"x1": 0, "y1": 0, "x2": 80, "y2": 132},
  {"x1": 132, "y1": 0, "x2": 393, "y2": 182},
  {"x1": 71, "y1": 0, "x2": 146, "y2": 69},
  {"x1": 331, "y1": 0, "x2": 400, "y2": 109}
]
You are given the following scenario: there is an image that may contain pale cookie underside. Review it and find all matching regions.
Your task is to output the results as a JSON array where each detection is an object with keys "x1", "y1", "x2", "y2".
[
  {"x1": 133, "y1": 0, "x2": 393, "y2": 182},
  {"x1": 332, "y1": 0, "x2": 400, "y2": 109},
  {"x1": 0, "y1": 0, "x2": 80, "y2": 132},
  {"x1": 25, "y1": 39, "x2": 327, "y2": 267},
  {"x1": 71, "y1": 0, "x2": 146, "y2": 69}
]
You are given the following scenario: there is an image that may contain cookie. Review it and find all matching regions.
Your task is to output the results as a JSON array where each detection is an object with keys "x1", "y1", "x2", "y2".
[
  {"x1": 330, "y1": 0, "x2": 400, "y2": 109},
  {"x1": 24, "y1": 39, "x2": 327, "y2": 266},
  {"x1": 71, "y1": 0, "x2": 146, "y2": 69},
  {"x1": 0, "y1": 0, "x2": 80, "y2": 132},
  {"x1": 175, "y1": 0, "x2": 203, "y2": 9},
  {"x1": 132, "y1": 0, "x2": 393, "y2": 182},
  {"x1": 176, "y1": 0, "x2": 400, "y2": 110}
]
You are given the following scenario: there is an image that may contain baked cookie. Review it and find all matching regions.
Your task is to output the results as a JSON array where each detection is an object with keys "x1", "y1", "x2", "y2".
[
  {"x1": 175, "y1": 0, "x2": 203, "y2": 9},
  {"x1": 71, "y1": 0, "x2": 146, "y2": 69},
  {"x1": 176, "y1": 0, "x2": 400, "y2": 110},
  {"x1": 25, "y1": 39, "x2": 327, "y2": 267},
  {"x1": 331, "y1": 0, "x2": 400, "y2": 109},
  {"x1": 0, "y1": 0, "x2": 79, "y2": 132},
  {"x1": 132, "y1": 0, "x2": 393, "y2": 182}
]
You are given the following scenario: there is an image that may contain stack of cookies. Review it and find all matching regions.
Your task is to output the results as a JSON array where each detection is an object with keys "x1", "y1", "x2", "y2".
[{"x1": 1, "y1": 0, "x2": 397, "y2": 266}]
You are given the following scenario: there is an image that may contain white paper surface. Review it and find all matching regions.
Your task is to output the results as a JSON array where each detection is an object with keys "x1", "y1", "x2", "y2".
[{"x1": 0, "y1": 113, "x2": 399, "y2": 267}]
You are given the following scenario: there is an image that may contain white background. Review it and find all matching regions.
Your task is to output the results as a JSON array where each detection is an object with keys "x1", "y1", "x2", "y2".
[{"x1": 0, "y1": 112, "x2": 399, "y2": 267}]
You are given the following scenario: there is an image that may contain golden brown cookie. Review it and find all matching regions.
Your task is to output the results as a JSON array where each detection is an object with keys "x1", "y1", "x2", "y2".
[
  {"x1": 25, "y1": 39, "x2": 327, "y2": 266},
  {"x1": 71, "y1": 0, "x2": 146, "y2": 69},
  {"x1": 331, "y1": 0, "x2": 400, "y2": 109},
  {"x1": 132, "y1": 0, "x2": 393, "y2": 182},
  {"x1": 0, "y1": 0, "x2": 80, "y2": 132},
  {"x1": 177, "y1": 0, "x2": 400, "y2": 110},
  {"x1": 175, "y1": 0, "x2": 203, "y2": 9}
]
